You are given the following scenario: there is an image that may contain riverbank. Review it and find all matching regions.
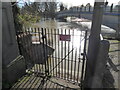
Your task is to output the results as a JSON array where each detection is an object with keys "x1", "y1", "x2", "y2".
[{"x1": 108, "y1": 40, "x2": 120, "y2": 88}]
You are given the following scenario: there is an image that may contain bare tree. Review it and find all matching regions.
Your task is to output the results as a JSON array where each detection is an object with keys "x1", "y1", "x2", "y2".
[
  {"x1": 110, "y1": 3, "x2": 113, "y2": 12},
  {"x1": 80, "y1": 4, "x2": 84, "y2": 12},
  {"x1": 86, "y1": 3, "x2": 91, "y2": 12},
  {"x1": 60, "y1": 3, "x2": 65, "y2": 11}
]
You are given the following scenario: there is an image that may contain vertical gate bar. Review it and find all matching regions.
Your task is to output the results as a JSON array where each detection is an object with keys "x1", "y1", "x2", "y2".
[
  {"x1": 16, "y1": 28, "x2": 22, "y2": 55},
  {"x1": 34, "y1": 27, "x2": 39, "y2": 73},
  {"x1": 36, "y1": 28, "x2": 40, "y2": 73},
  {"x1": 64, "y1": 29, "x2": 67, "y2": 79},
  {"x1": 32, "y1": 28, "x2": 36, "y2": 71},
  {"x1": 38, "y1": 28, "x2": 44, "y2": 73},
  {"x1": 60, "y1": 28, "x2": 63, "y2": 79},
  {"x1": 54, "y1": 29, "x2": 57, "y2": 77},
  {"x1": 36, "y1": 28, "x2": 40, "y2": 72},
  {"x1": 77, "y1": 30, "x2": 83, "y2": 83},
  {"x1": 41, "y1": 28, "x2": 45, "y2": 73},
  {"x1": 51, "y1": 28, "x2": 54, "y2": 76},
  {"x1": 80, "y1": 30, "x2": 88, "y2": 86},
  {"x1": 36, "y1": 28, "x2": 39, "y2": 72},
  {"x1": 22, "y1": 27, "x2": 28, "y2": 68},
  {"x1": 28, "y1": 27, "x2": 33, "y2": 66},
  {"x1": 24, "y1": 27, "x2": 32, "y2": 69},
  {"x1": 19, "y1": 27, "x2": 28, "y2": 69},
  {"x1": 74, "y1": 48, "x2": 77, "y2": 82},
  {"x1": 31, "y1": 27, "x2": 36, "y2": 72},
  {"x1": 47, "y1": 28, "x2": 52, "y2": 74},
  {"x1": 70, "y1": 30, "x2": 74, "y2": 80},
  {"x1": 57, "y1": 29, "x2": 60, "y2": 78},
  {"x1": 25, "y1": 27, "x2": 34, "y2": 70},
  {"x1": 36, "y1": 27, "x2": 41, "y2": 73},
  {"x1": 18, "y1": 27, "x2": 25, "y2": 66},
  {"x1": 44, "y1": 28, "x2": 49, "y2": 75},
  {"x1": 29, "y1": 27, "x2": 34, "y2": 70},
  {"x1": 41, "y1": 28, "x2": 47, "y2": 74},
  {"x1": 67, "y1": 29, "x2": 70, "y2": 80}
]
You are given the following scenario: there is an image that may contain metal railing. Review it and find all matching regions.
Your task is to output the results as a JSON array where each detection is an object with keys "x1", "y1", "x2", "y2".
[{"x1": 16, "y1": 27, "x2": 88, "y2": 87}]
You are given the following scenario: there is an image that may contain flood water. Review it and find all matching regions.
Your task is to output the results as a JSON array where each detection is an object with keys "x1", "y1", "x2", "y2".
[
  {"x1": 34, "y1": 19, "x2": 84, "y2": 30},
  {"x1": 33, "y1": 18, "x2": 87, "y2": 49}
]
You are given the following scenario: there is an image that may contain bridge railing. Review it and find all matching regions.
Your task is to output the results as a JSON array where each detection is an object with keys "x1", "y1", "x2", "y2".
[{"x1": 57, "y1": 5, "x2": 120, "y2": 15}]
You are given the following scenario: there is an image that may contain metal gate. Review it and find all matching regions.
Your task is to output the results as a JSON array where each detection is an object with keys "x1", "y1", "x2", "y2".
[{"x1": 17, "y1": 27, "x2": 88, "y2": 86}]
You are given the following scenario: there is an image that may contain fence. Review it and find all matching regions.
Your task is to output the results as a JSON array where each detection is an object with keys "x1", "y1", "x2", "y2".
[{"x1": 16, "y1": 27, "x2": 88, "y2": 87}]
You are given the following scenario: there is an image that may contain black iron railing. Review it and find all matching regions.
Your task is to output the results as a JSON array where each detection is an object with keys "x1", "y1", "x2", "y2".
[{"x1": 16, "y1": 27, "x2": 88, "y2": 86}]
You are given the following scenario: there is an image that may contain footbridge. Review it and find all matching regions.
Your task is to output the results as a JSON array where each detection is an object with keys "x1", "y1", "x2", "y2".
[{"x1": 56, "y1": 10, "x2": 120, "y2": 34}]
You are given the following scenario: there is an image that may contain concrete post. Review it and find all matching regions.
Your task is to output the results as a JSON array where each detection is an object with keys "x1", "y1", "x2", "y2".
[
  {"x1": 118, "y1": 1, "x2": 120, "y2": 89},
  {"x1": 84, "y1": 0, "x2": 105, "y2": 88},
  {"x1": 118, "y1": 42, "x2": 120, "y2": 88},
  {"x1": 0, "y1": 2, "x2": 2, "y2": 90},
  {"x1": 117, "y1": 2, "x2": 120, "y2": 39},
  {"x1": 91, "y1": 40, "x2": 110, "y2": 88}
]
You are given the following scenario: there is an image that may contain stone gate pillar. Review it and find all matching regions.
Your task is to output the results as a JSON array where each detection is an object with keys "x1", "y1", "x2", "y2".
[{"x1": 2, "y1": 2, "x2": 26, "y2": 88}]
